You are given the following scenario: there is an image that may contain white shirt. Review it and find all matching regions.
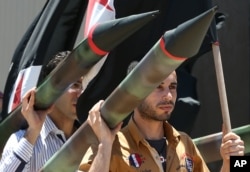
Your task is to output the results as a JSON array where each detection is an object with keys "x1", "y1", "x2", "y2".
[{"x1": 0, "y1": 116, "x2": 66, "y2": 172}]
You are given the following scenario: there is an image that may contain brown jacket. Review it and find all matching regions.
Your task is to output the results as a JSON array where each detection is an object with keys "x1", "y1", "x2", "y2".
[{"x1": 80, "y1": 118, "x2": 210, "y2": 172}]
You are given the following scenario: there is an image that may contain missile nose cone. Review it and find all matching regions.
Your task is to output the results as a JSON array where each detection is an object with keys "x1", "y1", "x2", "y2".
[
  {"x1": 162, "y1": 6, "x2": 217, "y2": 57},
  {"x1": 89, "y1": 10, "x2": 160, "y2": 55}
]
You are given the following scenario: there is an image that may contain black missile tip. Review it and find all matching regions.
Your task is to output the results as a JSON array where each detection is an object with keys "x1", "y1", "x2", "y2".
[
  {"x1": 213, "y1": 5, "x2": 219, "y2": 11},
  {"x1": 138, "y1": 10, "x2": 160, "y2": 17},
  {"x1": 151, "y1": 10, "x2": 160, "y2": 17},
  {"x1": 152, "y1": 10, "x2": 160, "y2": 15}
]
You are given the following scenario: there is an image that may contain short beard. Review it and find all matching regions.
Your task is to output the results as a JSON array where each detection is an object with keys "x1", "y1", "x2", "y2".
[{"x1": 137, "y1": 101, "x2": 171, "y2": 121}]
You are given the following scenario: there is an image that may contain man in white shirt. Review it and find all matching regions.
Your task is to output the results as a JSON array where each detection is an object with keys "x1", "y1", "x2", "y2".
[{"x1": 0, "y1": 51, "x2": 83, "y2": 172}]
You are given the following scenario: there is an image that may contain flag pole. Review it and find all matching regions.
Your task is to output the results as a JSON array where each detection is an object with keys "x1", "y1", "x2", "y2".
[{"x1": 212, "y1": 42, "x2": 231, "y2": 133}]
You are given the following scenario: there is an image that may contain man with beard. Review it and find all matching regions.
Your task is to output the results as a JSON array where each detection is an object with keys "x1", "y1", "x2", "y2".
[{"x1": 80, "y1": 71, "x2": 245, "y2": 172}]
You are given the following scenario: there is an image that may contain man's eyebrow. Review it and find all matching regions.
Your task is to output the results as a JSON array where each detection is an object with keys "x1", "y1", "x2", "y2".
[{"x1": 160, "y1": 82, "x2": 177, "y2": 85}]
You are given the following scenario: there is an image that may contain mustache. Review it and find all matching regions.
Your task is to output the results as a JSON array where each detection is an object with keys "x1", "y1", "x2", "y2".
[{"x1": 157, "y1": 100, "x2": 175, "y2": 106}]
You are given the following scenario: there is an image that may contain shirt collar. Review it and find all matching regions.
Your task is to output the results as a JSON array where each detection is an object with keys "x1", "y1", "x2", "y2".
[
  {"x1": 127, "y1": 116, "x2": 181, "y2": 146},
  {"x1": 127, "y1": 117, "x2": 145, "y2": 146},
  {"x1": 40, "y1": 116, "x2": 64, "y2": 142},
  {"x1": 163, "y1": 121, "x2": 181, "y2": 145}
]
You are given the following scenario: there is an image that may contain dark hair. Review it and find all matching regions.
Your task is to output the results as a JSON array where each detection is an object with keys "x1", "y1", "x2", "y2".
[{"x1": 39, "y1": 51, "x2": 71, "y2": 81}]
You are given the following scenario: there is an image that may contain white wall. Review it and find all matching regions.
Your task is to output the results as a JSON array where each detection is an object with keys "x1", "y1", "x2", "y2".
[{"x1": 0, "y1": 0, "x2": 46, "y2": 91}]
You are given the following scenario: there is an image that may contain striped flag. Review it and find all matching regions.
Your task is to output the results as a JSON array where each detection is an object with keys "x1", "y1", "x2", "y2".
[
  {"x1": 1, "y1": 0, "x2": 88, "y2": 120},
  {"x1": 84, "y1": 0, "x2": 115, "y2": 36}
]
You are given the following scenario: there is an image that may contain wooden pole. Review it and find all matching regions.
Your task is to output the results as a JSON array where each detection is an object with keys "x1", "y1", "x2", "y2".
[{"x1": 212, "y1": 42, "x2": 231, "y2": 133}]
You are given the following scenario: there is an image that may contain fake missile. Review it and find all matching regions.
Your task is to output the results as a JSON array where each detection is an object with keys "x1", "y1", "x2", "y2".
[
  {"x1": 35, "y1": 10, "x2": 159, "y2": 109},
  {"x1": 41, "y1": 7, "x2": 216, "y2": 172},
  {"x1": 101, "y1": 6, "x2": 217, "y2": 128},
  {"x1": 0, "y1": 10, "x2": 159, "y2": 152}
]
